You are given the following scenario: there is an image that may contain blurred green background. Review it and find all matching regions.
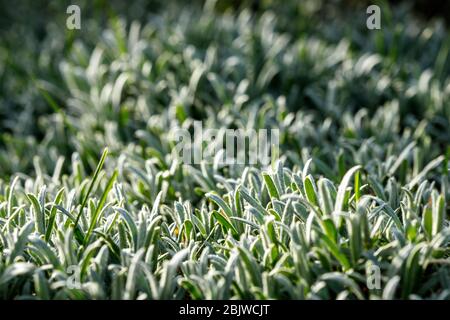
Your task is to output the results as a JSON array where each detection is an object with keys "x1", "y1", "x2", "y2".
[{"x1": 0, "y1": 0, "x2": 449, "y2": 175}]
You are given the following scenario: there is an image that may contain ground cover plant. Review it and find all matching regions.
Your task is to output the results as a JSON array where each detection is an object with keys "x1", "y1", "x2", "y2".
[{"x1": 0, "y1": 0, "x2": 449, "y2": 299}]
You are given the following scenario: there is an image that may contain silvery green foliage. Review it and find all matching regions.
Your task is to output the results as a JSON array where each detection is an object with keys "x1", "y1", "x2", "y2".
[{"x1": 0, "y1": 1, "x2": 449, "y2": 299}]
